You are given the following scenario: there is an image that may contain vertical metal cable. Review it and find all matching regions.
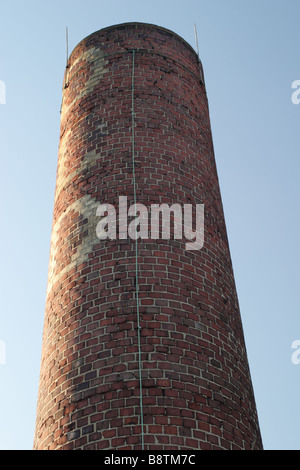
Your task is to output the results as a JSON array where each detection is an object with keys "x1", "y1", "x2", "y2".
[{"x1": 131, "y1": 49, "x2": 144, "y2": 450}]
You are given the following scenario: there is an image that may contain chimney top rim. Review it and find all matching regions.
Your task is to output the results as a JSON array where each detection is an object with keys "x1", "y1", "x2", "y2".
[{"x1": 68, "y1": 22, "x2": 199, "y2": 63}]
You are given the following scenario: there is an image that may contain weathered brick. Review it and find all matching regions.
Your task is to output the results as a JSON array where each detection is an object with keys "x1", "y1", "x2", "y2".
[{"x1": 33, "y1": 22, "x2": 262, "y2": 451}]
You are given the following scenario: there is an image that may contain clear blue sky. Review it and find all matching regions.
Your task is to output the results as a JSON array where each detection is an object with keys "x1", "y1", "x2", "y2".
[{"x1": 0, "y1": 0, "x2": 299, "y2": 450}]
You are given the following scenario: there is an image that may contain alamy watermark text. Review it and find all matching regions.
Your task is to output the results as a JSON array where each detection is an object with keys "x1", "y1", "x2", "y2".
[
  {"x1": 96, "y1": 196, "x2": 205, "y2": 251},
  {"x1": 291, "y1": 80, "x2": 300, "y2": 104},
  {"x1": 0, "y1": 80, "x2": 6, "y2": 104}
]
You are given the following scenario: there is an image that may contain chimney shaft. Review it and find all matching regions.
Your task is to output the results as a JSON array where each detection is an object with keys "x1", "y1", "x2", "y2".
[{"x1": 34, "y1": 23, "x2": 262, "y2": 451}]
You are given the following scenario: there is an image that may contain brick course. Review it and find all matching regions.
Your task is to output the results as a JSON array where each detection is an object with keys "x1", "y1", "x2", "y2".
[{"x1": 33, "y1": 22, "x2": 263, "y2": 450}]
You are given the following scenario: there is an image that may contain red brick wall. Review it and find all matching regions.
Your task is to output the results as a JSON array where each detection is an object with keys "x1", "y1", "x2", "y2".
[{"x1": 33, "y1": 23, "x2": 263, "y2": 450}]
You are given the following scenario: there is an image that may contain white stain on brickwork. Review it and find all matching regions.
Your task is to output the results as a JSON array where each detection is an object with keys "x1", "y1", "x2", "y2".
[
  {"x1": 46, "y1": 194, "x2": 99, "y2": 297},
  {"x1": 56, "y1": 121, "x2": 107, "y2": 194},
  {"x1": 61, "y1": 47, "x2": 109, "y2": 122},
  {"x1": 45, "y1": 47, "x2": 111, "y2": 298}
]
